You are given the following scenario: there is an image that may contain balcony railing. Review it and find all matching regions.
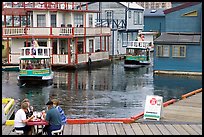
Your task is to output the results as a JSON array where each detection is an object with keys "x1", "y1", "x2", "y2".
[
  {"x1": 2, "y1": 27, "x2": 111, "y2": 37},
  {"x1": 3, "y1": 2, "x2": 89, "y2": 10},
  {"x1": 123, "y1": 41, "x2": 151, "y2": 48}
]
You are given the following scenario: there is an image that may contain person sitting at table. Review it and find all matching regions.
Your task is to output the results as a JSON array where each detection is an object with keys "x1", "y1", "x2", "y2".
[
  {"x1": 21, "y1": 98, "x2": 33, "y2": 118},
  {"x1": 42, "y1": 100, "x2": 62, "y2": 135},
  {"x1": 52, "y1": 99, "x2": 67, "y2": 125},
  {"x1": 14, "y1": 102, "x2": 34, "y2": 135},
  {"x1": 21, "y1": 98, "x2": 35, "y2": 134}
]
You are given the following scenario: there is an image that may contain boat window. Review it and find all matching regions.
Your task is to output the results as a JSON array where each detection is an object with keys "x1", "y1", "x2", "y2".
[
  {"x1": 44, "y1": 49, "x2": 48, "y2": 56},
  {"x1": 25, "y1": 49, "x2": 30, "y2": 55},
  {"x1": 38, "y1": 49, "x2": 43, "y2": 55},
  {"x1": 26, "y1": 61, "x2": 33, "y2": 70}
]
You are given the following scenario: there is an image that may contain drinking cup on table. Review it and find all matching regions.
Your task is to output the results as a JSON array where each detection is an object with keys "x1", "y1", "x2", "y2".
[{"x1": 37, "y1": 112, "x2": 41, "y2": 119}]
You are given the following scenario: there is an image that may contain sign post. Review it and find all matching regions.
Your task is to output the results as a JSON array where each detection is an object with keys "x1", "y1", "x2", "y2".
[{"x1": 143, "y1": 95, "x2": 163, "y2": 121}]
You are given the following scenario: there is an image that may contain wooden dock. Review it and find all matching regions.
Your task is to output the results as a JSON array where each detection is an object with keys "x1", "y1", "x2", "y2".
[{"x1": 2, "y1": 92, "x2": 202, "y2": 135}]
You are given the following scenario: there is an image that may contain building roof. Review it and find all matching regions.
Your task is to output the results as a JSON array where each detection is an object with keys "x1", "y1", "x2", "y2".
[
  {"x1": 144, "y1": 9, "x2": 165, "y2": 17},
  {"x1": 119, "y1": 2, "x2": 144, "y2": 10},
  {"x1": 154, "y1": 32, "x2": 201, "y2": 44},
  {"x1": 80, "y1": 2, "x2": 144, "y2": 10},
  {"x1": 164, "y1": 2, "x2": 201, "y2": 14}
]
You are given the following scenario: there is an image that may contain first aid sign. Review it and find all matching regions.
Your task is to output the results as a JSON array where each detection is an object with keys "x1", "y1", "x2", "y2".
[{"x1": 144, "y1": 95, "x2": 163, "y2": 121}]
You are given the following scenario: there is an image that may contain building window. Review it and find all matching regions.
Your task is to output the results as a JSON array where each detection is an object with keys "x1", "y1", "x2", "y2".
[
  {"x1": 37, "y1": 14, "x2": 46, "y2": 27},
  {"x1": 133, "y1": 11, "x2": 139, "y2": 25},
  {"x1": 89, "y1": 39, "x2": 94, "y2": 53},
  {"x1": 2, "y1": 45, "x2": 4, "y2": 49},
  {"x1": 156, "y1": 45, "x2": 170, "y2": 57},
  {"x1": 133, "y1": 11, "x2": 143, "y2": 25},
  {"x1": 139, "y1": 12, "x2": 143, "y2": 24},
  {"x1": 88, "y1": 14, "x2": 93, "y2": 27},
  {"x1": 51, "y1": 14, "x2": 56, "y2": 27},
  {"x1": 105, "y1": 10, "x2": 113, "y2": 20},
  {"x1": 172, "y1": 45, "x2": 186, "y2": 57},
  {"x1": 128, "y1": 10, "x2": 131, "y2": 19},
  {"x1": 182, "y1": 10, "x2": 198, "y2": 16},
  {"x1": 74, "y1": 14, "x2": 83, "y2": 27}
]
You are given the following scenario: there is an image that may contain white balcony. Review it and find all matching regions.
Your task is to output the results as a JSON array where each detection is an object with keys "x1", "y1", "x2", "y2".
[
  {"x1": 2, "y1": 27, "x2": 111, "y2": 37},
  {"x1": 123, "y1": 41, "x2": 151, "y2": 49}
]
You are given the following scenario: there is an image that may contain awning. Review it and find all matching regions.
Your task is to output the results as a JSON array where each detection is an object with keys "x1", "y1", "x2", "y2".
[{"x1": 154, "y1": 32, "x2": 201, "y2": 45}]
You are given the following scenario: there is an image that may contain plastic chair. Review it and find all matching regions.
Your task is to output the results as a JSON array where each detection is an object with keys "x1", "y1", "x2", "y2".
[{"x1": 51, "y1": 125, "x2": 64, "y2": 135}]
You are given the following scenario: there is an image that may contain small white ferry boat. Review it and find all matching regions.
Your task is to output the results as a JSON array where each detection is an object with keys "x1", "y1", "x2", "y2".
[
  {"x1": 17, "y1": 46, "x2": 54, "y2": 85},
  {"x1": 124, "y1": 41, "x2": 151, "y2": 69}
]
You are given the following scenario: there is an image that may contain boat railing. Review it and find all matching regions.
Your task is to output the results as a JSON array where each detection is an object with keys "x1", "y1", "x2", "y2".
[
  {"x1": 20, "y1": 47, "x2": 51, "y2": 58},
  {"x1": 123, "y1": 41, "x2": 151, "y2": 48}
]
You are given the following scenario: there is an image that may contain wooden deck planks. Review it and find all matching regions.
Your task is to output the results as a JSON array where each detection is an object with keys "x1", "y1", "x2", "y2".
[
  {"x1": 147, "y1": 124, "x2": 162, "y2": 135},
  {"x1": 72, "y1": 124, "x2": 80, "y2": 135},
  {"x1": 64, "y1": 124, "x2": 72, "y2": 135},
  {"x1": 189, "y1": 124, "x2": 202, "y2": 135},
  {"x1": 97, "y1": 123, "x2": 108, "y2": 135},
  {"x1": 139, "y1": 124, "x2": 153, "y2": 135},
  {"x1": 2, "y1": 125, "x2": 13, "y2": 135},
  {"x1": 162, "y1": 92, "x2": 202, "y2": 123},
  {"x1": 155, "y1": 124, "x2": 171, "y2": 135},
  {"x1": 181, "y1": 124, "x2": 199, "y2": 135},
  {"x1": 80, "y1": 124, "x2": 89, "y2": 135},
  {"x1": 130, "y1": 123, "x2": 144, "y2": 135},
  {"x1": 113, "y1": 123, "x2": 126, "y2": 135},
  {"x1": 89, "y1": 124, "x2": 98, "y2": 135},
  {"x1": 164, "y1": 124, "x2": 180, "y2": 135},
  {"x1": 2, "y1": 123, "x2": 202, "y2": 135},
  {"x1": 122, "y1": 123, "x2": 135, "y2": 135},
  {"x1": 106, "y1": 123, "x2": 117, "y2": 135},
  {"x1": 172, "y1": 124, "x2": 190, "y2": 135}
]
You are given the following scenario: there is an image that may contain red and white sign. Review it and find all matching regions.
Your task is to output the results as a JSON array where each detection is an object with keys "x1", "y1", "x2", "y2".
[
  {"x1": 150, "y1": 98, "x2": 157, "y2": 105},
  {"x1": 144, "y1": 95, "x2": 163, "y2": 121}
]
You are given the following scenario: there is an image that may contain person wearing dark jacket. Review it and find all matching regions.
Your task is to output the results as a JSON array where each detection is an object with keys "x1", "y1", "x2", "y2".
[{"x1": 43, "y1": 100, "x2": 62, "y2": 135}]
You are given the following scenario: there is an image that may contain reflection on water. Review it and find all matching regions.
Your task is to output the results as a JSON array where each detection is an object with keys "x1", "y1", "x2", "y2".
[{"x1": 2, "y1": 60, "x2": 202, "y2": 118}]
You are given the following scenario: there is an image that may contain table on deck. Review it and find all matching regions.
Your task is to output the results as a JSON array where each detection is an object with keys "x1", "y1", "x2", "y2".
[{"x1": 27, "y1": 119, "x2": 48, "y2": 135}]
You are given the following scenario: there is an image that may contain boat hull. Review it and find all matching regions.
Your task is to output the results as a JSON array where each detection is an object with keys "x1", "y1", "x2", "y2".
[
  {"x1": 17, "y1": 72, "x2": 54, "y2": 86},
  {"x1": 124, "y1": 63, "x2": 150, "y2": 69}
]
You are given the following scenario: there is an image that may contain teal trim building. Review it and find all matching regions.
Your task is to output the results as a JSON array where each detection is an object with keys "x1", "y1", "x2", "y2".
[{"x1": 153, "y1": 2, "x2": 202, "y2": 75}]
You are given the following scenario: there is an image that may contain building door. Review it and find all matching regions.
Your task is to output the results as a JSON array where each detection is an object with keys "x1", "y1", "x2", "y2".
[{"x1": 77, "y1": 42, "x2": 83, "y2": 54}]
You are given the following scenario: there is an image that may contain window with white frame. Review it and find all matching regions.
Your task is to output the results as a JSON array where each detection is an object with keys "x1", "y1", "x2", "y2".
[
  {"x1": 88, "y1": 14, "x2": 93, "y2": 27},
  {"x1": 139, "y1": 12, "x2": 143, "y2": 24},
  {"x1": 51, "y1": 14, "x2": 56, "y2": 27},
  {"x1": 133, "y1": 11, "x2": 139, "y2": 25},
  {"x1": 74, "y1": 14, "x2": 83, "y2": 27},
  {"x1": 156, "y1": 45, "x2": 170, "y2": 57},
  {"x1": 172, "y1": 45, "x2": 186, "y2": 57},
  {"x1": 37, "y1": 14, "x2": 46, "y2": 27},
  {"x1": 133, "y1": 11, "x2": 143, "y2": 25}
]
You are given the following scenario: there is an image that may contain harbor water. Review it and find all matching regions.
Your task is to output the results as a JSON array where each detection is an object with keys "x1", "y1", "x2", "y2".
[{"x1": 2, "y1": 60, "x2": 202, "y2": 118}]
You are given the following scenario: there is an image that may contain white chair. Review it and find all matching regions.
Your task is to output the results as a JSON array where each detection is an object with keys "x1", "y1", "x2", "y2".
[
  {"x1": 51, "y1": 125, "x2": 64, "y2": 135},
  {"x1": 15, "y1": 130, "x2": 24, "y2": 135}
]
